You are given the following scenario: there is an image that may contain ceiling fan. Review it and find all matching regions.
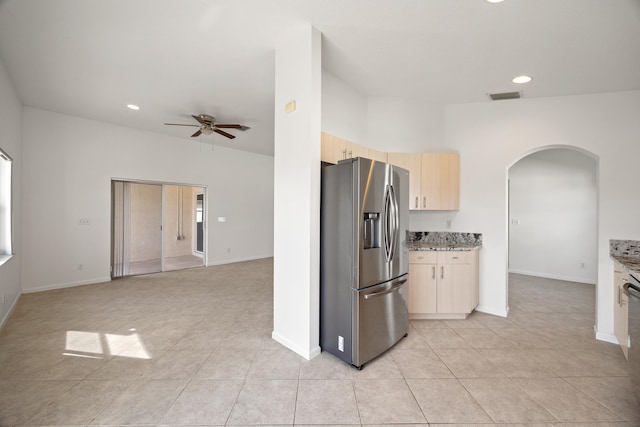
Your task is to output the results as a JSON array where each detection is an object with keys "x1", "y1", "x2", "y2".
[{"x1": 164, "y1": 114, "x2": 250, "y2": 139}]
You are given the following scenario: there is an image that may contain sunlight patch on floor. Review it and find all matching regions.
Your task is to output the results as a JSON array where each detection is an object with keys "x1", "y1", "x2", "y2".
[{"x1": 64, "y1": 330, "x2": 151, "y2": 359}]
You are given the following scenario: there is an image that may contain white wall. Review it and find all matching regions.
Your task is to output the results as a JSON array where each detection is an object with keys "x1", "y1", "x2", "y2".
[
  {"x1": 367, "y1": 96, "x2": 445, "y2": 152},
  {"x1": 321, "y1": 70, "x2": 367, "y2": 145},
  {"x1": 0, "y1": 56, "x2": 22, "y2": 327},
  {"x1": 129, "y1": 183, "x2": 162, "y2": 262},
  {"x1": 509, "y1": 148, "x2": 597, "y2": 284},
  {"x1": 444, "y1": 91, "x2": 640, "y2": 339},
  {"x1": 21, "y1": 107, "x2": 274, "y2": 292},
  {"x1": 272, "y1": 25, "x2": 322, "y2": 360}
]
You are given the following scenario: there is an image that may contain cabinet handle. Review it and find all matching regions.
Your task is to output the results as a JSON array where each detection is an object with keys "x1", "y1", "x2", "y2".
[
  {"x1": 440, "y1": 266, "x2": 444, "y2": 279},
  {"x1": 342, "y1": 149, "x2": 347, "y2": 159},
  {"x1": 423, "y1": 196, "x2": 426, "y2": 208},
  {"x1": 415, "y1": 197, "x2": 418, "y2": 208},
  {"x1": 432, "y1": 266, "x2": 435, "y2": 279},
  {"x1": 618, "y1": 286, "x2": 622, "y2": 306},
  {"x1": 348, "y1": 150, "x2": 353, "y2": 158}
]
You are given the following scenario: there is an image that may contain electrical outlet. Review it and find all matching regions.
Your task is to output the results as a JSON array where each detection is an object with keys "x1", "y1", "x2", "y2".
[{"x1": 338, "y1": 335, "x2": 344, "y2": 352}]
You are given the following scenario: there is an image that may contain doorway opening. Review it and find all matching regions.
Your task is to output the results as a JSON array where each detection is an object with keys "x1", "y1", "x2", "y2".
[
  {"x1": 507, "y1": 146, "x2": 599, "y2": 327},
  {"x1": 111, "y1": 180, "x2": 207, "y2": 278}
]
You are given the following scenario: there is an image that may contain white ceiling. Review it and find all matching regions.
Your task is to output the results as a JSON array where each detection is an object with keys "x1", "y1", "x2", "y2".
[{"x1": 1, "y1": 0, "x2": 639, "y2": 156}]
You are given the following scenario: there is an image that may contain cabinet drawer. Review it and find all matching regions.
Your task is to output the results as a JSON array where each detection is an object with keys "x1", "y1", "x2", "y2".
[
  {"x1": 409, "y1": 251, "x2": 437, "y2": 264},
  {"x1": 439, "y1": 251, "x2": 473, "y2": 264}
]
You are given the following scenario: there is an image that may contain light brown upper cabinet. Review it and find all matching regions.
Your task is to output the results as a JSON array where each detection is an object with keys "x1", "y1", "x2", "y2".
[
  {"x1": 387, "y1": 153, "x2": 422, "y2": 210},
  {"x1": 321, "y1": 132, "x2": 371, "y2": 164},
  {"x1": 367, "y1": 148, "x2": 388, "y2": 163},
  {"x1": 388, "y1": 152, "x2": 459, "y2": 211}
]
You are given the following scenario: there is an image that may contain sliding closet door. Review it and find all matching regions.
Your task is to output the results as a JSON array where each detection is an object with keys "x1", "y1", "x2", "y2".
[
  {"x1": 111, "y1": 181, "x2": 130, "y2": 278},
  {"x1": 111, "y1": 181, "x2": 163, "y2": 278}
]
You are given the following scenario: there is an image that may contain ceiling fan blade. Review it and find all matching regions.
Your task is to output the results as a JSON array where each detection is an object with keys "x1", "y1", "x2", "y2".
[
  {"x1": 165, "y1": 123, "x2": 200, "y2": 127},
  {"x1": 191, "y1": 130, "x2": 202, "y2": 137},
  {"x1": 215, "y1": 124, "x2": 250, "y2": 131},
  {"x1": 191, "y1": 114, "x2": 207, "y2": 125},
  {"x1": 192, "y1": 114, "x2": 214, "y2": 125},
  {"x1": 213, "y1": 128, "x2": 236, "y2": 139}
]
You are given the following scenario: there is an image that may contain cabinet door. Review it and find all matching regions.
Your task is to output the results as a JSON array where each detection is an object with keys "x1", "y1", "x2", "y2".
[
  {"x1": 437, "y1": 263, "x2": 474, "y2": 314},
  {"x1": 614, "y1": 265, "x2": 629, "y2": 359},
  {"x1": 368, "y1": 148, "x2": 388, "y2": 163},
  {"x1": 345, "y1": 140, "x2": 368, "y2": 159},
  {"x1": 388, "y1": 153, "x2": 422, "y2": 210},
  {"x1": 408, "y1": 263, "x2": 437, "y2": 314},
  {"x1": 421, "y1": 153, "x2": 460, "y2": 210},
  {"x1": 321, "y1": 132, "x2": 346, "y2": 164}
]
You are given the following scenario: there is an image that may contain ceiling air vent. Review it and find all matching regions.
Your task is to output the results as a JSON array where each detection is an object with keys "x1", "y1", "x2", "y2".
[{"x1": 489, "y1": 91, "x2": 521, "y2": 101}]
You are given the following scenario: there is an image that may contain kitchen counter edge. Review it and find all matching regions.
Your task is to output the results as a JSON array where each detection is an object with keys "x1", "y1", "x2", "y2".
[
  {"x1": 406, "y1": 243, "x2": 481, "y2": 252},
  {"x1": 611, "y1": 255, "x2": 640, "y2": 277}
]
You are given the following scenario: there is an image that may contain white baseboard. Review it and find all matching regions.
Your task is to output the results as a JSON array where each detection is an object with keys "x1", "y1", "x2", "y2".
[
  {"x1": 206, "y1": 255, "x2": 273, "y2": 267},
  {"x1": 0, "y1": 292, "x2": 20, "y2": 333},
  {"x1": 594, "y1": 326, "x2": 619, "y2": 345},
  {"x1": 272, "y1": 330, "x2": 321, "y2": 360},
  {"x1": 508, "y1": 269, "x2": 595, "y2": 285},
  {"x1": 475, "y1": 304, "x2": 509, "y2": 318},
  {"x1": 22, "y1": 276, "x2": 111, "y2": 294}
]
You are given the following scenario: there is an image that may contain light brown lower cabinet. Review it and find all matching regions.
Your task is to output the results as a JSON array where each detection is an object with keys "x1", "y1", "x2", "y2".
[
  {"x1": 613, "y1": 261, "x2": 629, "y2": 360},
  {"x1": 408, "y1": 249, "x2": 479, "y2": 319}
]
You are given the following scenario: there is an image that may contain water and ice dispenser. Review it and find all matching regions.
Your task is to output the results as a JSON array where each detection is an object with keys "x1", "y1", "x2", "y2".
[{"x1": 363, "y1": 212, "x2": 381, "y2": 249}]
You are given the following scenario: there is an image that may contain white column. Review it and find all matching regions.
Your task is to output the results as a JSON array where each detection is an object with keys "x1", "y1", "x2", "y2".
[{"x1": 272, "y1": 25, "x2": 322, "y2": 359}]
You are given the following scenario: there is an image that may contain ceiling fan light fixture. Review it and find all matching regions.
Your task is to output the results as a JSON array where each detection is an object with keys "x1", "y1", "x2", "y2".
[
  {"x1": 512, "y1": 75, "x2": 532, "y2": 84},
  {"x1": 201, "y1": 127, "x2": 214, "y2": 135}
]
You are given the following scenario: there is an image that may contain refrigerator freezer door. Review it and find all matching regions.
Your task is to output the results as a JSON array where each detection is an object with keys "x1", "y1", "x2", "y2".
[{"x1": 353, "y1": 274, "x2": 409, "y2": 367}]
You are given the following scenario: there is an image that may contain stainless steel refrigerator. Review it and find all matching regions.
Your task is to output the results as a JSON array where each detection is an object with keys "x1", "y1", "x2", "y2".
[{"x1": 320, "y1": 157, "x2": 409, "y2": 368}]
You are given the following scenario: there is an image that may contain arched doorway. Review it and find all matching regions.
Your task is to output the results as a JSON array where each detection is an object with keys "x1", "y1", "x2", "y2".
[{"x1": 507, "y1": 146, "x2": 599, "y2": 327}]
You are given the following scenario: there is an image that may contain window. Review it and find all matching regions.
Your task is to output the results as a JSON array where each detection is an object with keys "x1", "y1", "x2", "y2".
[{"x1": 0, "y1": 147, "x2": 13, "y2": 263}]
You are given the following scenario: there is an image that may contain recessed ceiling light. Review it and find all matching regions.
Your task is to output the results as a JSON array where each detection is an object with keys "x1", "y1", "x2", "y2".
[
  {"x1": 126, "y1": 104, "x2": 141, "y2": 111},
  {"x1": 485, "y1": 0, "x2": 505, "y2": 3},
  {"x1": 512, "y1": 75, "x2": 532, "y2": 84}
]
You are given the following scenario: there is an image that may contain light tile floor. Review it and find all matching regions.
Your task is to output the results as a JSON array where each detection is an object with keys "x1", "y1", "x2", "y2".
[{"x1": 1, "y1": 259, "x2": 639, "y2": 426}]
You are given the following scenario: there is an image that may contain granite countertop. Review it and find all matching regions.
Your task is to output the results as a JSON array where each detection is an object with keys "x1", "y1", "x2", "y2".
[
  {"x1": 610, "y1": 239, "x2": 640, "y2": 277},
  {"x1": 406, "y1": 241, "x2": 480, "y2": 251},
  {"x1": 406, "y1": 231, "x2": 482, "y2": 252}
]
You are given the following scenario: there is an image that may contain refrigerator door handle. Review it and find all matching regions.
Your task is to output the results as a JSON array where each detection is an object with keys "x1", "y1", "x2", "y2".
[
  {"x1": 383, "y1": 185, "x2": 392, "y2": 262},
  {"x1": 363, "y1": 278, "x2": 408, "y2": 299},
  {"x1": 389, "y1": 184, "x2": 399, "y2": 261}
]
